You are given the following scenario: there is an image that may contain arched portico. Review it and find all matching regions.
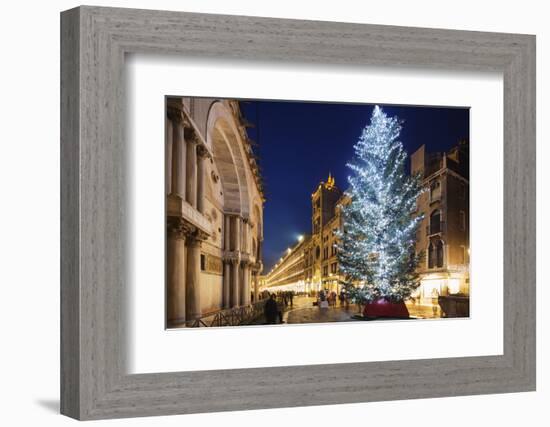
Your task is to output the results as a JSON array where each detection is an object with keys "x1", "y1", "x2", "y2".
[
  {"x1": 206, "y1": 101, "x2": 257, "y2": 309},
  {"x1": 206, "y1": 101, "x2": 251, "y2": 217},
  {"x1": 166, "y1": 98, "x2": 264, "y2": 327}
]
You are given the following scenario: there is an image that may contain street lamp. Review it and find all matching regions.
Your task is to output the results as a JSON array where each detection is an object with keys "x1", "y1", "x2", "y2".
[{"x1": 298, "y1": 234, "x2": 304, "y2": 242}]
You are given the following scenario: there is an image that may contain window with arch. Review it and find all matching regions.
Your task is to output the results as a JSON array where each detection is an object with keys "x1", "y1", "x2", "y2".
[
  {"x1": 459, "y1": 210, "x2": 466, "y2": 231},
  {"x1": 430, "y1": 180, "x2": 441, "y2": 202},
  {"x1": 436, "y1": 240, "x2": 444, "y2": 268},
  {"x1": 430, "y1": 209, "x2": 442, "y2": 234},
  {"x1": 428, "y1": 239, "x2": 444, "y2": 268}
]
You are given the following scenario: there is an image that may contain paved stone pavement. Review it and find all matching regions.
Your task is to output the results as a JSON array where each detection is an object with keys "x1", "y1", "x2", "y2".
[
  {"x1": 405, "y1": 302, "x2": 443, "y2": 319},
  {"x1": 285, "y1": 303, "x2": 362, "y2": 324},
  {"x1": 253, "y1": 296, "x2": 363, "y2": 325},
  {"x1": 250, "y1": 295, "x2": 443, "y2": 325}
]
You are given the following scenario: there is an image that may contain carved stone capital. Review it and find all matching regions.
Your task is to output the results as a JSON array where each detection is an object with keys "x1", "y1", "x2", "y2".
[
  {"x1": 240, "y1": 253, "x2": 252, "y2": 265},
  {"x1": 241, "y1": 259, "x2": 253, "y2": 269},
  {"x1": 187, "y1": 227, "x2": 209, "y2": 244},
  {"x1": 183, "y1": 121, "x2": 197, "y2": 143},
  {"x1": 223, "y1": 250, "x2": 241, "y2": 265},
  {"x1": 252, "y1": 261, "x2": 264, "y2": 273},
  {"x1": 167, "y1": 215, "x2": 211, "y2": 243},
  {"x1": 166, "y1": 108, "x2": 180, "y2": 124},
  {"x1": 197, "y1": 143, "x2": 211, "y2": 160},
  {"x1": 167, "y1": 100, "x2": 186, "y2": 125},
  {"x1": 167, "y1": 216, "x2": 193, "y2": 240}
]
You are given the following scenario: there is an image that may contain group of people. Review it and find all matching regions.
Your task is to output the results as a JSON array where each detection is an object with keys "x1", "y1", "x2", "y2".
[
  {"x1": 317, "y1": 289, "x2": 350, "y2": 308},
  {"x1": 263, "y1": 290, "x2": 296, "y2": 324},
  {"x1": 263, "y1": 288, "x2": 353, "y2": 324}
]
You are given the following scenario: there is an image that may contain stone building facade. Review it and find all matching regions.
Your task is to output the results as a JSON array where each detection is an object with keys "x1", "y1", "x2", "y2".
[
  {"x1": 262, "y1": 174, "x2": 349, "y2": 294},
  {"x1": 261, "y1": 235, "x2": 311, "y2": 291},
  {"x1": 166, "y1": 98, "x2": 264, "y2": 327},
  {"x1": 304, "y1": 174, "x2": 348, "y2": 293},
  {"x1": 410, "y1": 141, "x2": 470, "y2": 303},
  {"x1": 261, "y1": 143, "x2": 470, "y2": 307}
]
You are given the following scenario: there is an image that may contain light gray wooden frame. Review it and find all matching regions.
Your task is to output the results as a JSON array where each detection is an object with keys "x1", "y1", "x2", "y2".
[{"x1": 61, "y1": 5, "x2": 536, "y2": 420}]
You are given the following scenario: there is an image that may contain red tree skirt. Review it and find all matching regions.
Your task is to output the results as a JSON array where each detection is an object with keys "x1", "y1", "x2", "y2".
[{"x1": 363, "y1": 298, "x2": 410, "y2": 319}]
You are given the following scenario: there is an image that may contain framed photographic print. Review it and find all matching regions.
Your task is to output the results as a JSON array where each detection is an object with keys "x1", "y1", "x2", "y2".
[
  {"x1": 164, "y1": 98, "x2": 471, "y2": 330},
  {"x1": 61, "y1": 6, "x2": 536, "y2": 420}
]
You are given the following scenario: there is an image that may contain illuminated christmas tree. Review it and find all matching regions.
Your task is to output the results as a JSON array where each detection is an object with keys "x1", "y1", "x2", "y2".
[{"x1": 337, "y1": 106, "x2": 424, "y2": 315}]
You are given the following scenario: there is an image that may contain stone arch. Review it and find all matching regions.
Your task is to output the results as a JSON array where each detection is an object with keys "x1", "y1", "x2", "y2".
[
  {"x1": 251, "y1": 203, "x2": 263, "y2": 261},
  {"x1": 253, "y1": 203, "x2": 263, "y2": 240},
  {"x1": 206, "y1": 101, "x2": 251, "y2": 216}
]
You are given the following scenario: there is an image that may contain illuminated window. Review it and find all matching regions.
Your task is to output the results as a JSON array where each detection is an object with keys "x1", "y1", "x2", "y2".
[{"x1": 459, "y1": 245, "x2": 466, "y2": 264}]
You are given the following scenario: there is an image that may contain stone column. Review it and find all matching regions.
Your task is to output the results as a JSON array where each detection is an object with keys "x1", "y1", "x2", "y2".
[
  {"x1": 234, "y1": 216, "x2": 241, "y2": 252},
  {"x1": 253, "y1": 272, "x2": 259, "y2": 303},
  {"x1": 230, "y1": 259, "x2": 240, "y2": 307},
  {"x1": 224, "y1": 215, "x2": 231, "y2": 251},
  {"x1": 185, "y1": 236, "x2": 201, "y2": 320},
  {"x1": 223, "y1": 260, "x2": 231, "y2": 309},
  {"x1": 167, "y1": 227, "x2": 186, "y2": 325},
  {"x1": 172, "y1": 120, "x2": 186, "y2": 199},
  {"x1": 242, "y1": 262, "x2": 250, "y2": 306},
  {"x1": 165, "y1": 118, "x2": 173, "y2": 195},
  {"x1": 185, "y1": 135, "x2": 198, "y2": 208},
  {"x1": 248, "y1": 268, "x2": 253, "y2": 304},
  {"x1": 242, "y1": 219, "x2": 249, "y2": 254},
  {"x1": 196, "y1": 145, "x2": 208, "y2": 214}
]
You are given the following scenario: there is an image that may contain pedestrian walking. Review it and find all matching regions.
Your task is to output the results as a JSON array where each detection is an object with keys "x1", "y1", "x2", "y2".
[
  {"x1": 277, "y1": 296, "x2": 285, "y2": 323},
  {"x1": 431, "y1": 288, "x2": 440, "y2": 317},
  {"x1": 264, "y1": 294, "x2": 278, "y2": 324}
]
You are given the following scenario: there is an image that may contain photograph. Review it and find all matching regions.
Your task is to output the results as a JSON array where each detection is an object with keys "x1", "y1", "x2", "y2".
[{"x1": 165, "y1": 97, "x2": 470, "y2": 328}]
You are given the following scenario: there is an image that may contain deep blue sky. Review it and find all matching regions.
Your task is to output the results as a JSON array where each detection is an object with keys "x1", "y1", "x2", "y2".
[{"x1": 240, "y1": 101, "x2": 469, "y2": 271}]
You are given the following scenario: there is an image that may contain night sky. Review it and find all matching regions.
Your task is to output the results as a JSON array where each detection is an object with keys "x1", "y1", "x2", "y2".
[{"x1": 240, "y1": 101, "x2": 469, "y2": 271}]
